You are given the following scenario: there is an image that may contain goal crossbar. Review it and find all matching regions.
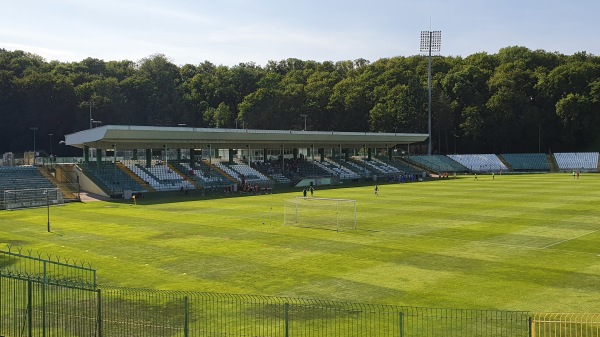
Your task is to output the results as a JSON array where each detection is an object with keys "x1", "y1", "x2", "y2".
[
  {"x1": 3, "y1": 188, "x2": 64, "y2": 210},
  {"x1": 294, "y1": 197, "x2": 356, "y2": 203},
  {"x1": 284, "y1": 197, "x2": 357, "y2": 231}
]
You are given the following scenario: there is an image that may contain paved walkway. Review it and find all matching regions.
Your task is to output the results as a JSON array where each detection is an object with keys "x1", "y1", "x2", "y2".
[{"x1": 78, "y1": 192, "x2": 110, "y2": 203}]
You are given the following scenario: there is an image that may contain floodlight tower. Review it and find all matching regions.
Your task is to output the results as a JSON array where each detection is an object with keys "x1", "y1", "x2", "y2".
[
  {"x1": 82, "y1": 101, "x2": 97, "y2": 129},
  {"x1": 300, "y1": 114, "x2": 308, "y2": 131},
  {"x1": 30, "y1": 127, "x2": 38, "y2": 165},
  {"x1": 420, "y1": 30, "x2": 441, "y2": 155}
]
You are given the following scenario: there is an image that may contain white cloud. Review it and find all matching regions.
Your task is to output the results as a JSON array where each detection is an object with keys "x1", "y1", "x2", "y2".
[{"x1": 0, "y1": 43, "x2": 79, "y2": 62}]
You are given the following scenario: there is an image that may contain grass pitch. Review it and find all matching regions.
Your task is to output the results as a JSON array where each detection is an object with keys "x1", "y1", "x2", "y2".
[{"x1": 1, "y1": 173, "x2": 599, "y2": 313}]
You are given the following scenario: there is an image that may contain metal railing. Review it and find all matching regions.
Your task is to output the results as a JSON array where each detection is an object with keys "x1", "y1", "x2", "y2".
[
  {"x1": 1, "y1": 278, "x2": 535, "y2": 337},
  {"x1": 1, "y1": 247, "x2": 597, "y2": 337},
  {"x1": 0, "y1": 245, "x2": 96, "y2": 289},
  {"x1": 531, "y1": 313, "x2": 600, "y2": 337}
]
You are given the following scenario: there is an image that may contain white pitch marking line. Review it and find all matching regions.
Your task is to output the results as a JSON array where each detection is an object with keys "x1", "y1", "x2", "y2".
[{"x1": 541, "y1": 229, "x2": 600, "y2": 249}]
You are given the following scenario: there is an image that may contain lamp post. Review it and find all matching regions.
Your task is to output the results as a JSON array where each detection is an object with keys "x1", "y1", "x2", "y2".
[
  {"x1": 48, "y1": 133, "x2": 53, "y2": 157},
  {"x1": 452, "y1": 131, "x2": 459, "y2": 154},
  {"x1": 420, "y1": 30, "x2": 441, "y2": 156},
  {"x1": 44, "y1": 189, "x2": 50, "y2": 232},
  {"x1": 48, "y1": 133, "x2": 54, "y2": 170},
  {"x1": 538, "y1": 123, "x2": 541, "y2": 153},
  {"x1": 300, "y1": 114, "x2": 308, "y2": 131},
  {"x1": 30, "y1": 127, "x2": 38, "y2": 165},
  {"x1": 363, "y1": 144, "x2": 367, "y2": 176},
  {"x1": 311, "y1": 144, "x2": 315, "y2": 175},
  {"x1": 82, "y1": 101, "x2": 96, "y2": 129},
  {"x1": 208, "y1": 144, "x2": 212, "y2": 178}
]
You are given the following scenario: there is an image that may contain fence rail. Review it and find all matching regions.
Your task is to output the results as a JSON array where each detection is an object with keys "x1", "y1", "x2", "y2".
[
  {"x1": 1, "y1": 275, "x2": 538, "y2": 337},
  {"x1": 0, "y1": 245, "x2": 96, "y2": 288},
  {"x1": 1, "y1": 247, "x2": 597, "y2": 337},
  {"x1": 532, "y1": 313, "x2": 600, "y2": 337}
]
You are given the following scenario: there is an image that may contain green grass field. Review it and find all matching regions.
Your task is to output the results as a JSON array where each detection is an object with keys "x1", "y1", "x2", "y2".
[{"x1": 1, "y1": 173, "x2": 599, "y2": 313}]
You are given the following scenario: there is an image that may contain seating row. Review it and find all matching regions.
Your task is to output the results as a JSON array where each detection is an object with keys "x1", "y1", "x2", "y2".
[
  {"x1": 500, "y1": 153, "x2": 550, "y2": 171},
  {"x1": 79, "y1": 162, "x2": 146, "y2": 194},
  {"x1": 314, "y1": 160, "x2": 360, "y2": 179},
  {"x1": 127, "y1": 164, "x2": 194, "y2": 191},
  {"x1": 175, "y1": 162, "x2": 231, "y2": 187},
  {"x1": 407, "y1": 155, "x2": 468, "y2": 172},
  {"x1": 377, "y1": 158, "x2": 422, "y2": 174},
  {"x1": 0, "y1": 166, "x2": 55, "y2": 193},
  {"x1": 554, "y1": 152, "x2": 599, "y2": 171},
  {"x1": 361, "y1": 158, "x2": 401, "y2": 175}
]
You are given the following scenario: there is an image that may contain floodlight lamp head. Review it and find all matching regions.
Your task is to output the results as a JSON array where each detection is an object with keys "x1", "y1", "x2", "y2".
[
  {"x1": 420, "y1": 30, "x2": 442, "y2": 54},
  {"x1": 431, "y1": 31, "x2": 442, "y2": 52},
  {"x1": 420, "y1": 31, "x2": 430, "y2": 52}
]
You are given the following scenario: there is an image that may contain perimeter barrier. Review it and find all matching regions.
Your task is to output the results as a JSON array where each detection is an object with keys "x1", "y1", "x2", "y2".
[
  {"x1": 1, "y1": 246, "x2": 597, "y2": 337},
  {"x1": 1, "y1": 278, "x2": 533, "y2": 337}
]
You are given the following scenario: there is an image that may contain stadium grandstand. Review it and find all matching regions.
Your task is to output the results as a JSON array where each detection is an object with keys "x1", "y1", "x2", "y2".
[
  {"x1": 2, "y1": 124, "x2": 599, "y2": 202},
  {"x1": 554, "y1": 152, "x2": 599, "y2": 172},
  {"x1": 0, "y1": 166, "x2": 66, "y2": 210},
  {"x1": 403, "y1": 154, "x2": 468, "y2": 173},
  {"x1": 447, "y1": 154, "x2": 508, "y2": 172},
  {"x1": 55, "y1": 125, "x2": 429, "y2": 197},
  {"x1": 499, "y1": 153, "x2": 552, "y2": 172}
]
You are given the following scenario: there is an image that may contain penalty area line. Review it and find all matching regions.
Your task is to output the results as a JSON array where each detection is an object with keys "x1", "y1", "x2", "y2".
[
  {"x1": 541, "y1": 229, "x2": 600, "y2": 250},
  {"x1": 352, "y1": 228, "x2": 381, "y2": 233}
]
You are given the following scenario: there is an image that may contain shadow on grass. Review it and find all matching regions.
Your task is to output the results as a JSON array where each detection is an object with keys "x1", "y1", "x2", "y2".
[{"x1": 100, "y1": 178, "x2": 437, "y2": 206}]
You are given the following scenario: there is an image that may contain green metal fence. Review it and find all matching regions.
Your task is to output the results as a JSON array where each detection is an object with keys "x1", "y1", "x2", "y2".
[
  {"x1": 0, "y1": 246, "x2": 98, "y2": 337},
  {"x1": 0, "y1": 275, "x2": 98, "y2": 337},
  {"x1": 1, "y1": 276, "x2": 534, "y2": 337},
  {"x1": 98, "y1": 287, "x2": 407, "y2": 337},
  {"x1": 0, "y1": 247, "x2": 592, "y2": 337},
  {"x1": 0, "y1": 245, "x2": 96, "y2": 289}
]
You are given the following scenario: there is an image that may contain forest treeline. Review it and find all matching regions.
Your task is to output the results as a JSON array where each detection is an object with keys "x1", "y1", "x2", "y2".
[{"x1": 1, "y1": 46, "x2": 599, "y2": 156}]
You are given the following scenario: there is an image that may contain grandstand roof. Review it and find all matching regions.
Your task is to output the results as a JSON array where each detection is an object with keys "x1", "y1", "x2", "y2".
[{"x1": 64, "y1": 125, "x2": 428, "y2": 150}]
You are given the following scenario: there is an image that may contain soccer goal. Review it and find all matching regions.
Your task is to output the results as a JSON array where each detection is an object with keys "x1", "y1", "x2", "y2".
[
  {"x1": 3, "y1": 188, "x2": 64, "y2": 210},
  {"x1": 283, "y1": 197, "x2": 357, "y2": 231}
]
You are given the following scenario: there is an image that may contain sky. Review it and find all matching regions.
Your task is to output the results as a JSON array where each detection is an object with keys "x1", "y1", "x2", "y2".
[{"x1": 1, "y1": 0, "x2": 599, "y2": 67}]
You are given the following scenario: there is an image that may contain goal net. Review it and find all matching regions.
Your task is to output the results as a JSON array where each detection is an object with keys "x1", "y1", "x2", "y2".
[
  {"x1": 283, "y1": 197, "x2": 356, "y2": 231},
  {"x1": 3, "y1": 188, "x2": 64, "y2": 210}
]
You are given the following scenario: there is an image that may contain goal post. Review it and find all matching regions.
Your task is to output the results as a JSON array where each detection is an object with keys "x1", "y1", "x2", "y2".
[
  {"x1": 3, "y1": 188, "x2": 64, "y2": 210},
  {"x1": 283, "y1": 197, "x2": 357, "y2": 231}
]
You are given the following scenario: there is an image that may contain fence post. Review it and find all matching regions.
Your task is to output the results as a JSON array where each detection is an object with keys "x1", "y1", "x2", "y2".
[
  {"x1": 97, "y1": 289, "x2": 102, "y2": 337},
  {"x1": 399, "y1": 312, "x2": 403, "y2": 337},
  {"x1": 284, "y1": 303, "x2": 289, "y2": 337},
  {"x1": 529, "y1": 317, "x2": 533, "y2": 337},
  {"x1": 27, "y1": 280, "x2": 33, "y2": 337},
  {"x1": 42, "y1": 261, "x2": 46, "y2": 337},
  {"x1": 184, "y1": 296, "x2": 189, "y2": 337}
]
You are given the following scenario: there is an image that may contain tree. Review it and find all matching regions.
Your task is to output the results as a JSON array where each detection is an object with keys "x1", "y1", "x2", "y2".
[
  {"x1": 485, "y1": 61, "x2": 537, "y2": 152},
  {"x1": 2, "y1": 47, "x2": 600, "y2": 155},
  {"x1": 329, "y1": 69, "x2": 375, "y2": 132},
  {"x1": 214, "y1": 102, "x2": 233, "y2": 128},
  {"x1": 555, "y1": 93, "x2": 596, "y2": 148},
  {"x1": 136, "y1": 54, "x2": 184, "y2": 126},
  {"x1": 238, "y1": 72, "x2": 284, "y2": 129},
  {"x1": 11, "y1": 70, "x2": 77, "y2": 154}
]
